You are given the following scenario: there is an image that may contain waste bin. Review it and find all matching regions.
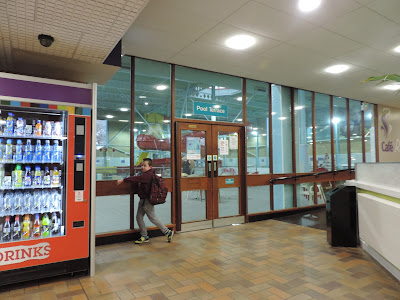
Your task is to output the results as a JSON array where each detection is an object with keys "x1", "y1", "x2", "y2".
[{"x1": 326, "y1": 185, "x2": 358, "y2": 247}]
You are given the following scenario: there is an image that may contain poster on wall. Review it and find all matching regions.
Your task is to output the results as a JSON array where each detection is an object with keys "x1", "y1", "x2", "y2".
[
  {"x1": 187, "y1": 137, "x2": 201, "y2": 159},
  {"x1": 378, "y1": 105, "x2": 400, "y2": 162},
  {"x1": 219, "y1": 139, "x2": 229, "y2": 155}
]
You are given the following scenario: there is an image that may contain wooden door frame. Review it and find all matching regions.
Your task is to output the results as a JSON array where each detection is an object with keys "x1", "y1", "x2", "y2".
[{"x1": 175, "y1": 121, "x2": 246, "y2": 231}]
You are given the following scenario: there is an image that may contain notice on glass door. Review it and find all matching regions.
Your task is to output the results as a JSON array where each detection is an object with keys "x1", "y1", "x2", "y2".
[
  {"x1": 219, "y1": 139, "x2": 229, "y2": 155},
  {"x1": 187, "y1": 137, "x2": 201, "y2": 160},
  {"x1": 229, "y1": 135, "x2": 238, "y2": 150}
]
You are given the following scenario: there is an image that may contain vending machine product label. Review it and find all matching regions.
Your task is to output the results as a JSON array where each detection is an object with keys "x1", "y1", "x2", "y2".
[{"x1": 0, "y1": 242, "x2": 51, "y2": 266}]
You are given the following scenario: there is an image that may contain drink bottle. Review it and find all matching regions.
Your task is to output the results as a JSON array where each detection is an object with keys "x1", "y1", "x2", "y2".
[
  {"x1": 51, "y1": 212, "x2": 59, "y2": 235},
  {"x1": 33, "y1": 191, "x2": 41, "y2": 211},
  {"x1": 14, "y1": 192, "x2": 22, "y2": 212},
  {"x1": 15, "y1": 139, "x2": 23, "y2": 162},
  {"x1": 0, "y1": 164, "x2": 4, "y2": 187},
  {"x1": 43, "y1": 140, "x2": 51, "y2": 162},
  {"x1": 14, "y1": 164, "x2": 23, "y2": 187},
  {"x1": 42, "y1": 214, "x2": 50, "y2": 237},
  {"x1": 42, "y1": 190, "x2": 50, "y2": 209},
  {"x1": 24, "y1": 166, "x2": 32, "y2": 186},
  {"x1": 4, "y1": 139, "x2": 13, "y2": 161},
  {"x1": 33, "y1": 213, "x2": 40, "y2": 238},
  {"x1": 43, "y1": 167, "x2": 51, "y2": 185},
  {"x1": 53, "y1": 121, "x2": 61, "y2": 137},
  {"x1": 35, "y1": 120, "x2": 42, "y2": 136},
  {"x1": 52, "y1": 167, "x2": 60, "y2": 186},
  {"x1": 34, "y1": 166, "x2": 42, "y2": 186},
  {"x1": 2, "y1": 216, "x2": 11, "y2": 242},
  {"x1": 35, "y1": 140, "x2": 42, "y2": 162},
  {"x1": 12, "y1": 215, "x2": 21, "y2": 241},
  {"x1": 52, "y1": 190, "x2": 61, "y2": 210},
  {"x1": 23, "y1": 192, "x2": 32, "y2": 212},
  {"x1": 5, "y1": 113, "x2": 14, "y2": 135},
  {"x1": 0, "y1": 138, "x2": 3, "y2": 161},
  {"x1": 53, "y1": 140, "x2": 60, "y2": 162},
  {"x1": 16, "y1": 118, "x2": 24, "y2": 136},
  {"x1": 3, "y1": 192, "x2": 11, "y2": 212},
  {"x1": 22, "y1": 215, "x2": 31, "y2": 240},
  {"x1": 24, "y1": 139, "x2": 33, "y2": 162}
]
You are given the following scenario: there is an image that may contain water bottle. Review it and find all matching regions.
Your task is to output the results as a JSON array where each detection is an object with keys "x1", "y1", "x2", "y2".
[
  {"x1": 15, "y1": 118, "x2": 24, "y2": 136},
  {"x1": 5, "y1": 113, "x2": 14, "y2": 135},
  {"x1": 4, "y1": 139, "x2": 13, "y2": 161},
  {"x1": 12, "y1": 215, "x2": 21, "y2": 241},
  {"x1": 52, "y1": 167, "x2": 60, "y2": 186},
  {"x1": 23, "y1": 192, "x2": 32, "y2": 213},
  {"x1": 42, "y1": 190, "x2": 50, "y2": 210},
  {"x1": 35, "y1": 140, "x2": 42, "y2": 162},
  {"x1": 2, "y1": 216, "x2": 11, "y2": 242},
  {"x1": 43, "y1": 167, "x2": 51, "y2": 186},
  {"x1": 51, "y1": 212, "x2": 59, "y2": 235},
  {"x1": 14, "y1": 192, "x2": 23, "y2": 212},
  {"x1": 3, "y1": 192, "x2": 12, "y2": 213},
  {"x1": 24, "y1": 139, "x2": 33, "y2": 162},
  {"x1": 33, "y1": 190, "x2": 41, "y2": 211},
  {"x1": 53, "y1": 140, "x2": 60, "y2": 162},
  {"x1": 0, "y1": 164, "x2": 4, "y2": 187},
  {"x1": 43, "y1": 140, "x2": 51, "y2": 162},
  {"x1": 24, "y1": 166, "x2": 32, "y2": 186},
  {"x1": 34, "y1": 166, "x2": 42, "y2": 186},
  {"x1": 15, "y1": 139, "x2": 23, "y2": 162},
  {"x1": 52, "y1": 190, "x2": 61, "y2": 210},
  {"x1": 0, "y1": 138, "x2": 3, "y2": 162}
]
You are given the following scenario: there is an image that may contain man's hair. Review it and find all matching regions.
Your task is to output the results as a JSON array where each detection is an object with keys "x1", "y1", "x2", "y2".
[{"x1": 143, "y1": 158, "x2": 153, "y2": 166}]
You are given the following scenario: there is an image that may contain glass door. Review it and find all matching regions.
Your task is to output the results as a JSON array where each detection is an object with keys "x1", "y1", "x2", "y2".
[{"x1": 177, "y1": 122, "x2": 244, "y2": 231}]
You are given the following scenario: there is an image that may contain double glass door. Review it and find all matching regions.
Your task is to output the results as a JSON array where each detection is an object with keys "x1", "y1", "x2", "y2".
[{"x1": 177, "y1": 122, "x2": 245, "y2": 231}]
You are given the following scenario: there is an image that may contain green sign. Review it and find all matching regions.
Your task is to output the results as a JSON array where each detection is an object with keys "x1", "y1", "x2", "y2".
[
  {"x1": 194, "y1": 101, "x2": 228, "y2": 117},
  {"x1": 225, "y1": 178, "x2": 234, "y2": 184}
]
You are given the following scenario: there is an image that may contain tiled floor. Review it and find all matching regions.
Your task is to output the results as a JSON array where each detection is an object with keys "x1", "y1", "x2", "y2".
[{"x1": 1, "y1": 219, "x2": 399, "y2": 299}]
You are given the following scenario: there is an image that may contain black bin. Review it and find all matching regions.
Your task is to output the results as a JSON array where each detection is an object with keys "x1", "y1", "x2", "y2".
[{"x1": 326, "y1": 185, "x2": 358, "y2": 247}]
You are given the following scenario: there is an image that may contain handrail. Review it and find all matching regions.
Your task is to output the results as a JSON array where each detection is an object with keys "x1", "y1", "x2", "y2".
[{"x1": 269, "y1": 168, "x2": 354, "y2": 184}]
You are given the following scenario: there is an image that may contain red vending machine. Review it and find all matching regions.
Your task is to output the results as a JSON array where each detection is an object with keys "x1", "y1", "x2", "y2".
[{"x1": 0, "y1": 104, "x2": 91, "y2": 285}]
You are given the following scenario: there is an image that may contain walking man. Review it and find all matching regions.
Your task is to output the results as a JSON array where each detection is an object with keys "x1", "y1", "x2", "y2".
[{"x1": 117, "y1": 158, "x2": 174, "y2": 244}]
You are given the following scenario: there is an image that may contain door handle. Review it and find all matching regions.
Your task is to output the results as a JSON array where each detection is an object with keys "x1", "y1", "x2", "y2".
[
  {"x1": 208, "y1": 162, "x2": 212, "y2": 178},
  {"x1": 213, "y1": 161, "x2": 217, "y2": 177}
]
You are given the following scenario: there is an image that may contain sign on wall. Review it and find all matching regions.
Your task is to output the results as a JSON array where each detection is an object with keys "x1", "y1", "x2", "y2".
[
  {"x1": 378, "y1": 105, "x2": 400, "y2": 162},
  {"x1": 193, "y1": 101, "x2": 228, "y2": 117}
]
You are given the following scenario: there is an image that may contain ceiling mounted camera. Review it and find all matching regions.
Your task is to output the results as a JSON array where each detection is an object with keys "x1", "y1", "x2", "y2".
[{"x1": 38, "y1": 34, "x2": 54, "y2": 47}]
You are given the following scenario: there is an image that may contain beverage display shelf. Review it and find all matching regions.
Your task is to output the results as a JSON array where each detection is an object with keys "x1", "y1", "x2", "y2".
[
  {"x1": 1, "y1": 234, "x2": 63, "y2": 243},
  {"x1": 0, "y1": 185, "x2": 63, "y2": 191},
  {"x1": 0, "y1": 160, "x2": 63, "y2": 165},
  {"x1": 0, "y1": 209, "x2": 63, "y2": 218},
  {"x1": 0, "y1": 134, "x2": 67, "y2": 140}
]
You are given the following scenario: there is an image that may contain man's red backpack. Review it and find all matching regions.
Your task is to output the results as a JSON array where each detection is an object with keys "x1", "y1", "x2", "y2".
[{"x1": 148, "y1": 173, "x2": 168, "y2": 205}]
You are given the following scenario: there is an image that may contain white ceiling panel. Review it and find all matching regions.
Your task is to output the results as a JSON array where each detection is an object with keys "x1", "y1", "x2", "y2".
[
  {"x1": 286, "y1": 27, "x2": 364, "y2": 58},
  {"x1": 223, "y1": 1, "x2": 316, "y2": 42},
  {"x1": 367, "y1": 0, "x2": 400, "y2": 23}
]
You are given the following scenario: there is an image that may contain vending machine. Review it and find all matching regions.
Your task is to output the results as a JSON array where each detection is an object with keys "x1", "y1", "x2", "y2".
[{"x1": 0, "y1": 104, "x2": 91, "y2": 285}]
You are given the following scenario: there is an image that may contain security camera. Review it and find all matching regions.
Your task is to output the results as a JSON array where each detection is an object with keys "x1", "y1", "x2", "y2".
[{"x1": 38, "y1": 34, "x2": 54, "y2": 47}]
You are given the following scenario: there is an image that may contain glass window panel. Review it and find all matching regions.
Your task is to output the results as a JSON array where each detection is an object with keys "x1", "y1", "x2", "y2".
[
  {"x1": 297, "y1": 183, "x2": 315, "y2": 207},
  {"x1": 349, "y1": 100, "x2": 362, "y2": 168},
  {"x1": 95, "y1": 194, "x2": 130, "y2": 234},
  {"x1": 175, "y1": 66, "x2": 243, "y2": 123},
  {"x1": 273, "y1": 184, "x2": 294, "y2": 210},
  {"x1": 181, "y1": 130, "x2": 206, "y2": 177},
  {"x1": 272, "y1": 85, "x2": 293, "y2": 173},
  {"x1": 181, "y1": 191, "x2": 206, "y2": 222},
  {"x1": 218, "y1": 131, "x2": 239, "y2": 176},
  {"x1": 364, "y1": 103, "x2": 376, "y2": 162},
  {"x1": 248, "y1": 186, "x2": 271, "y2": 213},
  {"x1": 134, "y1": 193, "x2": 172, "y2": 226},
  {"x1": 218, "y1": 187, "x2": 239, "y2": 217},
  {"x1": 315, "y1": 93, "x2": 332, "y2": 171},
  {"x1": 246, "y1": 79, "x2": 269, "y2": 174},
  {"x1": 333, "y1": 97, "x2": 348, "y2": 170},
  {"x1": 294, "y1": 90, "x2": 313, "y2": 173},
  {"x1": 134, "y1": 58, "x2": 171, "y2": 178},
  {"x1": 96, "y1": 56, "x2": 131, "y2": 180}
]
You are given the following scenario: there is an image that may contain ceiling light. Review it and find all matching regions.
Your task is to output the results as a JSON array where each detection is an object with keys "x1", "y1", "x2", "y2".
[
  {"x1": 236, "y1": 97, "x2": 242, "y2": 101},
  {"x1": 271, "y1": 112, "x2": 276, "y2": 115},
  {"x1": 278, "y1": 117, "x2": 287, "y2": 120},
  {"x1": 324, "y1": 65, "x2": 350, "y2": 74},
  {"x1": 144, "y1": 102, "x2": 149, "y2": 105},
  {"x1": 262, "y1": 134, "x2": 267, "y2": 136},
  {"x1": 225, "y1": 35, "x2": 256, "y2": 50},
  {"x1": 139, "y1": 95, "x2": 147, "y2": 98},
  {"x1": 294, "y1": 106, "x2": 305, "y2": 110},
  {"x1": 298, "y1": 0, "x2": 322, "y2": 12},
  {"x1": 163, "y1": 120, "x2": 170, "y2": 123},
  {"x1": 332, "y1": 117, "x2": 340, "y2": 124},
  {"x1": 120, "y1": 108, "x2": 129, "y2": 112},
  {"x1": 105, "y1": 115, "x2": 114, "y2": 119},
  {"x1": 252, "y1": 131, "x2": 258, "y2": 135},
  {"x1": 119, "y1": 120, "x2": 129, "y2": 122},
  {"x1": 383, "y1": 84, "x2": 400, "y2": 91},
  {"x1": 156, "y1": 85, "x2": 168, "y2": 90},
  {"x1": 237, "y1": 118, "x2": 243, "y2": 122},
  {"x1": 394, "y1": 45, "x2": 400, "y2": 53},
  {"x1": 134, "y1": 121, "x2": 144, "y2": 124},
  {"x1": 185, "y1": 113, "x2": 192, "y2": 117},
  {"x1": 142, "y1": 130, "x2": 147, "y2": 132},
  {"x1": 213, "y1": 105, "x2": 221, "y2": 108},
  {"x1": 133, "y1": 129, "x2": 138, "y2": 132},
  {"x1": 253, "y1": 128, "x2": 258, "y2": 130}
]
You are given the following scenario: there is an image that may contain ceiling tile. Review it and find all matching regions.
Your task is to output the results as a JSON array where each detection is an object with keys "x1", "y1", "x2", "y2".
[
  {"x1": 223, "y1": 1, "x2": 316, "y2": 42},
  {"x1": 367, "y1": 0, "x2": 400, "y2": 24}
]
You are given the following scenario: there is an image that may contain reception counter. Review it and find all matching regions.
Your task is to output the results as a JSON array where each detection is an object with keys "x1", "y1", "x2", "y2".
[{"x1": 348, "y1": 163, "x2": 400, "y2": 281}]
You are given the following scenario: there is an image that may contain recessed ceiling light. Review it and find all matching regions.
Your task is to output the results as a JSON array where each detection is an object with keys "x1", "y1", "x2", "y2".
[
  {"x1": 278, "y1": 117, "x2": 287, "y2": 120},
  {"x1": 332, "y1": 117, "x2": 340, "y2": 124},
  {"x1": 142, "y1": 130, "x2": 147, "y2": 132},
  {"x1": 133, "y1": 129, "x2": 138, "y2": 132},
  {"x1": 271, "y1": 112, "x2": 276, "y2": 115},
  {"x1": 383, "y1": 84, "x2": 400, "y2": 91},
  {"x1": 184, "y1": 113, "x2": 192, "y2": 117},
  {"x1": 294, "y1": 105, "x2": 304, "y2": 110},
  {"x1": 236, "y1": 97, "x2": 242, "y2": 101},
  {"x1": 134, "y1": 121, "x2": 144, "y2": 124},
  {"x1": 139, "y1": 95, "x2": 147, "y2": 98},
  {"x1": 213, "y1": 105, "x2": 221, "y2": 108},
  {"x1": 156, "y1": 85, "x2": 168, "y2": 90},
  {"x1": 105, "y1": 115, "x2": 114, "y2": 119},
  {"x1": 163, "y1": 120, "x2": 170, "y2": 123},
  {"x1": 237, "y1": 118, "x2": 243, "y2": 122},
  {"x1": 120, "y1": 108, "x2": 129, "y2": 112},
  {"x1": 324, "y1": 65, "x2": 350, "y2": 74},
  {"x1": 144, "y1": 102, "x2": 149, "y2": 105},
  {"x1": 262, "y1": 134, "x2": 267, "y2": 136},
  {"x1": 393, "y1": 45, "x2": 400, "y2": 53},
  {"x1": 119, "y1": 120, "x2": 129, "y2": 122},
  {"x1": 251, "y1": 131, "x2": 258, "y2": 135},
  {"x1": 298, "y1": 0, "x2": 322, "y2": 12},
  {"x1": 253, "y1": 128, "x2": 258, "y2": 130},
  {"x1": 225, "y1": 35, "x2": 256, "y2": 50}
]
